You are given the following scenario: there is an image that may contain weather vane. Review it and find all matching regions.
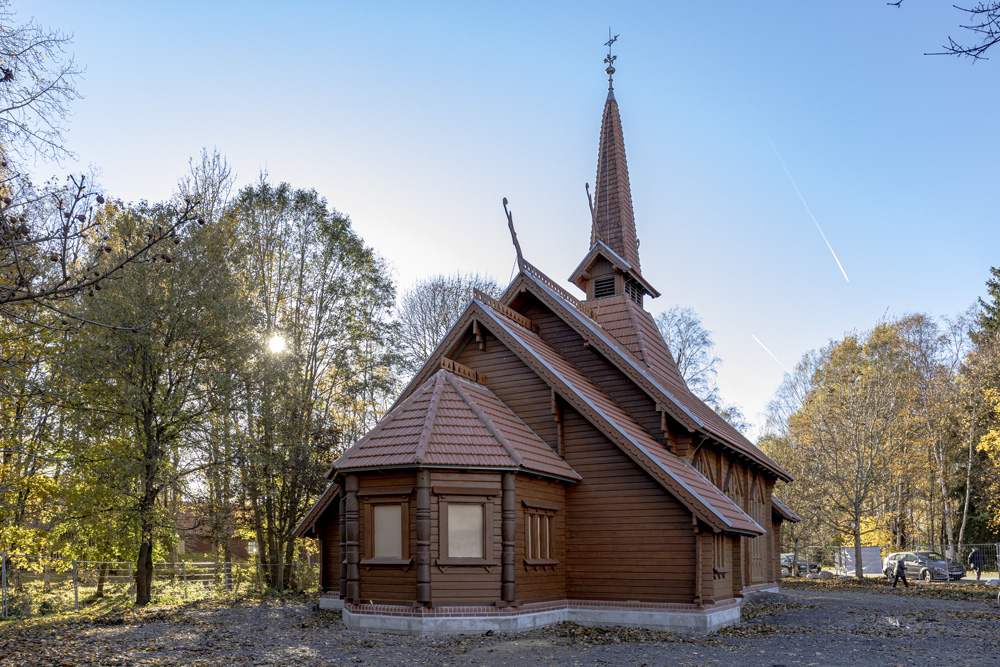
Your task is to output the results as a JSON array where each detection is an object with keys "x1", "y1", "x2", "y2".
[{"x1": 604, "y1": 28, "x2": 619, "y2": 89}]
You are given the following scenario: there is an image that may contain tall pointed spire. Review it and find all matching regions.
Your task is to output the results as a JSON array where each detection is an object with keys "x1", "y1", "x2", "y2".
[{"x1": 591, "y1": 32, "x2": 641, "y2": 272}]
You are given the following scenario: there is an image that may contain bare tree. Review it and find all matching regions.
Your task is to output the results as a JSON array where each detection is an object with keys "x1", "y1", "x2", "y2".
[
  {"x1": 654, "y1": 306, "x2": 721, "y2": 405},
  {"x1": 0, "y1": 0, "x2": 82, "y2": 163},
  {"x1": 891, "y1": 1, "x2": 1000, "y2": 60},
  {"x1": 397, "y1": 272, "x2": 501, "y2": 376}
]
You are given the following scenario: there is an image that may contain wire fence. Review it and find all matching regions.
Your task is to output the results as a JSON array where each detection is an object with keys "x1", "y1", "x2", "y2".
[
  {"x1": 0, "y1": 553, "x2": 320, "y2": 620},
  {"x1": 782, "y1": 542, "x2": 1000, "y2": 579}
]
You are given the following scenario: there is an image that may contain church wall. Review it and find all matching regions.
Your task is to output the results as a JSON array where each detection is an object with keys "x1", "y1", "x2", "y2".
[
  {"x1": 521, "y1": 298, "x2": 668, "y2": 452},
  {"x1": 455, "y1": 329, "x2": 559, "y2": 451},
  {"x1": 560, "y1": 405, "x2": 697, "y2": 603},
  {"x1": 514, "y1": 474, "x2": 567, "y2": 603},
  {"x1": 357, "y1": 472, "x2": 417, "y2": 603},
  {"x1": 428, "y1": 470, "x2": 503, "y2": 605},
  {"x1": 319, "y1": 513, "x2": 341, "y2": 594}
]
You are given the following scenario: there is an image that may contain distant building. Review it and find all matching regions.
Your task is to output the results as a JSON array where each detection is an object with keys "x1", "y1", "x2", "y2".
[{"x1": 296, "y1": 53, "x2": 799, "y2": 635}]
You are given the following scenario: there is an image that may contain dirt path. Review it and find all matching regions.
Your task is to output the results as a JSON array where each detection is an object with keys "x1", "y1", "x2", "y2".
[{"x1": 2, "y1": 587, "x2": 999, "y2": 666}]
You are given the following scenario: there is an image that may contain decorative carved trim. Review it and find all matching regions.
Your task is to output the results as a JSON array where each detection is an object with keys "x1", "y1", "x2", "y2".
[
  {"x1": 357, "y1": 487, "x2": 414, "y2": 498},
  {"x1": 432, "y1": 486, "x2": 498, "y2": 497},
  {"x1": 440, "y1": 356, "x2": 487, "y2": 384},
  {"x1": 519, "y1": 258, "x2": 597, "y2": 320},
  {"x1": 473, "y1": 288, "x2": 535, "y2": 331},
  {"x1": 521, "y1": 498, "x2": 560, "y2": 512}
]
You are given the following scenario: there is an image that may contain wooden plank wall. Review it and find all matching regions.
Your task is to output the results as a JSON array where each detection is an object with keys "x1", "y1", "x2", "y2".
[
  {"x1": 322, "y1": 516, "x2": 341, "y2": 593},
  {"x1": 561, "y1": 406, "x2": 696, "y2": 603},
  {"x1": 514, "y1": 475, "x2": 567, "y2": 603},
  {"x1": 357, "y1": 472, "x2": 417, "y2": 602},
  {"x1": 523, "y1": 300, "x2": 668, "y2": 450},
  {"x1": 455, "y1": 330, "x2": 559, "y2": 451},
  {"x1": 429, "y1": 471, "x2": 502, "y2": 605}
]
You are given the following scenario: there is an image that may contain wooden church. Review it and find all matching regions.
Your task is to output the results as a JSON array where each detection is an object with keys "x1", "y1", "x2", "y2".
[{"x1": 296, "y1": 50, "x2": 799, "y2": 635}]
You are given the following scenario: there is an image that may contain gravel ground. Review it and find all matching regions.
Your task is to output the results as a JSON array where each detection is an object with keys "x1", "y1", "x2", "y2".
[{"x1": 2, "y1": 584, "x2": 999, "y2": 666}]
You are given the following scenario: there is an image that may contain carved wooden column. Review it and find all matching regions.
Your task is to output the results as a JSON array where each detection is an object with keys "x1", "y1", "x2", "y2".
[
  {"x1": 693, "y1": 517, "x2": 703, "y2": 606},
  {"x1": 501, "y1": 472, "x2": 516, "y2": 604},
  {"x1": 339, "y1": 494, "x2": 347, "y2": 598},
  {"x1": 416, "y1": 469, "x2": 431, "y2": 605},
  {"x1": 344, "y1": 474, "x2": 360, "y2": 602}
]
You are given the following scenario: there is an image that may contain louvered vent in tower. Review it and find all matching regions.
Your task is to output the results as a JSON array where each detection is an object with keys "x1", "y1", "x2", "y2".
[{"x1": 593, "y1": 276, "x2": 615, "y2": 298}]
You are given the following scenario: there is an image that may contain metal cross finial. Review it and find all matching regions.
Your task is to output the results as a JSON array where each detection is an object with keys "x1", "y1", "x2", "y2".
[{"x1": 604, "y1": 29, "x2": 619, "y2": 88}]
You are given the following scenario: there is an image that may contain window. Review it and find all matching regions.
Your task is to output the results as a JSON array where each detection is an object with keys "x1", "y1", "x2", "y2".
[
  {"x1": 624, "y1": 278, "x2": 643, "y2": 305},
  {"x1": 523, "y1": 499, "x2": 559, "y2": 567},
  {"x1": 363, "y1": 499, "x2": 410, "y2": 564},
  {"x1": 373, "y1": 504, "x2": 403, "y2": 558},
  {"x1": 593, "y1": 276, "x2": 615, "y2": 298},
  {"x1": 435, "y1": 487, "x2": 497, "y2": 566},
  {"x1": 447, "y1": 503, "x2": 484, "y2": 558},
  {"x1": 526, "y1": 511, "x2": 554, "y2": 561},
  {"x1": 713, "y1": 533, "x2": 728, "y2": 576}
]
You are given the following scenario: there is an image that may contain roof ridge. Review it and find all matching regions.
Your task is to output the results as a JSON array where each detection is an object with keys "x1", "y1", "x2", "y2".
[
  {"x1": 443, "y1": 371, "x2": 525, "y2": 467},
  {"x1": 414, "y1": 370, "x2": 448, "y2": 464}
]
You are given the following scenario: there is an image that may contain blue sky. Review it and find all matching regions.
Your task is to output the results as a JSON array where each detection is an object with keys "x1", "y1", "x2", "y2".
[{"x1": 17, "y1": 1, "x2": 1000, "y2": 434}]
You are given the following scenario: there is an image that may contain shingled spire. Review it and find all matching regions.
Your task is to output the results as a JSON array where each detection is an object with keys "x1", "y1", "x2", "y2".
[
  {"x1": 592, "y1": 89, "x2": 640, "y2": 270},
  {"x1": 570, "y1": 35, "x2": 659, "y2": 305}
]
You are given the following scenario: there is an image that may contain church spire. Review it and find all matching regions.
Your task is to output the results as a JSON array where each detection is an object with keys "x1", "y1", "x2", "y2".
[
  {"x1": 592, "y1": 32, "x2": 641, "y2": 272},
  {"x1": 570, "y1": 34, "x2": 659, "y2": 305}
]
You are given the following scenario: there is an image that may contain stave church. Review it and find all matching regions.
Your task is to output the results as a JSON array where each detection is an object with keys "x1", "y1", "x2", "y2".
[{"x1": 295, "y1": 45, "x2": 799, "y2": 635}]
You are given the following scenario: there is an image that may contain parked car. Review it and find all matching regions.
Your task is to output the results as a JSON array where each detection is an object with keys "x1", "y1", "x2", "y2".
[
  {"x1": 882, "y1": 551, "x2": 966, "y2": 582},
  {"x1": 781, "y1": 553, "x2": 821, "y2": 575}
]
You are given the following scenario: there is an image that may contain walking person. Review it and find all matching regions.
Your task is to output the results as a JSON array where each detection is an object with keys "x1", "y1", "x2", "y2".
[
  {"x1": 892, "y1": 556, "x2": 909, "y2": 588},
  {"x1": 968, "y1": 548, "x2": 985, "y2": 581}
]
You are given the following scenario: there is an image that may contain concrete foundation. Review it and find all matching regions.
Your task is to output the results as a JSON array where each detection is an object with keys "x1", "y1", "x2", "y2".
[
  {"x1": 342, "y1": 599, "x2": 740, "y2": 636},
  {"x1": 319, "y1": 595, "x2": 344, "y2": 610}
]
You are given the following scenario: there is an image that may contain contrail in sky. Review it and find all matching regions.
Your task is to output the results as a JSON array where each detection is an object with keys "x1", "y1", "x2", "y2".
[
  {"x1": 752, "y1": 334, "x2": 789, "y2": 373},
  {"x1": 770, "y1": 142, "x2": 850, "y2": 283}
]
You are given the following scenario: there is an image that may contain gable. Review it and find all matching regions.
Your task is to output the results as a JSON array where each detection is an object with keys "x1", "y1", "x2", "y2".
[{"x1": 509, "y1": 267, "x2": 791, "y2": 483}]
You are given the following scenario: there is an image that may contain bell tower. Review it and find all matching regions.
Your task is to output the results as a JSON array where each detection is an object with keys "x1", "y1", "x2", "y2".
[{"x1": 570, "y1": 34, "x2": 659, "y2": 307}]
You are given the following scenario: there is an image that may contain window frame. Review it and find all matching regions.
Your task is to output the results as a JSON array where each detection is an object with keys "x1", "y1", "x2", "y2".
[
  {"x1": 361, "y1": 498, "x2": 411, "y2": 566},
  {"x1": 437, "y1": 495, "x2": 497, "y2": 567},
  {"x1": 713, "y1": 532, "x2": 729, "y2": 577}
]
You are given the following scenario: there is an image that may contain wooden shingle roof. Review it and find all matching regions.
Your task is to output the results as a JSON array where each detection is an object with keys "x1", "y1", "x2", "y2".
[
  {"x1": 771, "y1": 496, "x2": 802, "y2": 523},
  {"x1": 330, "y1": 368, "x2": 580, "y2": 483},
  {"x1": 592, "y1": 90, "x2": 642, "y2": 272},
  {"x1": 519, "y1": 267, "x2": 791, "y2": 482},
  {"x1": 473, "y1": 300, "x2": 764, "y2": 536}
]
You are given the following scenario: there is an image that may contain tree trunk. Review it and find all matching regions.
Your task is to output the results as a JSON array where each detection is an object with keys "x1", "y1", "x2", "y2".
[
  {"x1": 853, "y1": 522, "x2": 864, "y2": 580},
  {"x1": 135, "y1": 537, "x2": 154, "y2": 606},
  {"x1": 96, "y1": 564, "x2": 108, "y2": 598}
]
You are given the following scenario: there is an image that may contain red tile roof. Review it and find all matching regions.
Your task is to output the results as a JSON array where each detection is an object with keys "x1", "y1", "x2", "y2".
[{"x1": 330, "y1": 369, "x2": 580, "y2": 483}]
